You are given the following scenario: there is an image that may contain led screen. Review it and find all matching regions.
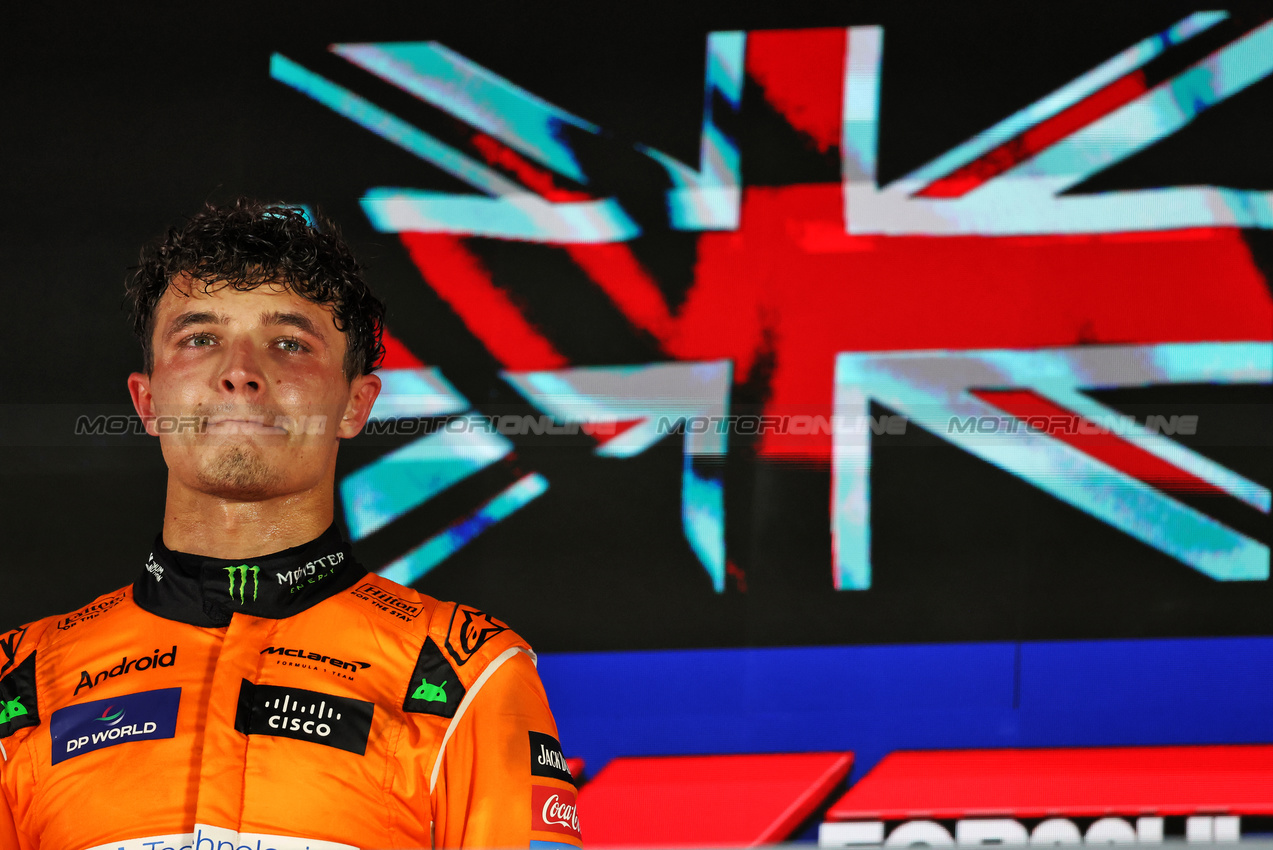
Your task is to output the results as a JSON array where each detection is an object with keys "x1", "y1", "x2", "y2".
[{"x1": 2, "y1": 2, "x2": 1272, "y2": 843}]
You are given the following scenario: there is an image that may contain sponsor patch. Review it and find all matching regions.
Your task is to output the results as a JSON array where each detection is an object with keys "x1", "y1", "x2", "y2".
[
  {"x1": 83, "y1": 825, "x2": 359, "y2": 850},
  {"x1": 530, "y1": 731, "x2": 574, "y2": 783},
  {"x1": 56, "y1": 591, "x2": 126, "y2": 631},
  {"x1": 0, "y1": 653, "x2": 39, "y2": 739},
  {"x1": 445, "y1": 605, "x2": 508, "y2": 666},
  {"x1": 235, "y1": 680, "x2": 373, "y2": 755},
  {"x1": 403, "y1": 637, "x2": 465, "y2": 718},
  {"x1": 0, "y1": 626, "x2": 28, "y2": 679},
  {"x1": 74, "y1": 646, "x2": 178, "y2": 697},
  {"x1": 275, "y1": 550, "x2": 345, "y2": 594},
  {"x1": 351, "y1": 582, "x2": 423, "y2": 622},
  {"x1": 225, "y1": 564, "x2": 261, "y2": 604},
  {"x1": 532, "y1": 783, "x2": 582, "y2": 840},
  {"x1": 259, "y1": 646, "x2": 371, "y2": 681},
  {"x1": 49, "y1": 687, "x2": 180, "y2": 764}
]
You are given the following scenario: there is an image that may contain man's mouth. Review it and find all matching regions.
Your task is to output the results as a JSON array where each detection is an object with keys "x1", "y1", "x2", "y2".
[{"x1": 204, "y1": 416, "x2": 288, "y2": 435}]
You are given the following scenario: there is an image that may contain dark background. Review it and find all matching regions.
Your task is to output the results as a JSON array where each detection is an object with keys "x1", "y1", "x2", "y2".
[{"x1": 3, "y1": 1, "x2": 1270, "y2": 651}]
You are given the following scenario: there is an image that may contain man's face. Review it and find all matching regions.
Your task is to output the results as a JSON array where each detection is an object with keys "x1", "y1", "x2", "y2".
[{"x1": 128, "y1": 279, "x2": 380, "y2": 501}]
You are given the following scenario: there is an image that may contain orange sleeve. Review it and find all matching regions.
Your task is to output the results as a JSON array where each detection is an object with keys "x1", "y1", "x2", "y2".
[
  {"x1": 0, "y1": 778, "x2": 23, "y2": 850},
  {"x1": 1, "y1": 621, "x2": 41, "y2": 850},
  {"x1": 431, "y1": 649, "x2": 582, "y2": 850}
]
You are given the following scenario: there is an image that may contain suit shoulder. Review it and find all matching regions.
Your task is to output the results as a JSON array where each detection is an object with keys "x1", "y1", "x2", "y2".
[
  {"x1": 337, "y1": 572, "x2": 447, "y2": 635},
  {"x1": 0, "y1": 585, "x2": 132, "y2": 741},
  {"x1": 45, "y1": 585, "x2": 134, "y2": 649},
  {"x1": 425, "y1": 599, "x2": 533, "y2": 684},
  {"x1": 0, "y1": 618, "x2": 46, "y2": 684},
  {"x1": 333, "y1": 576, "x2": 532, "y2": 680},
  {"x1": 3, "y1": 584, "x2": 133, "y2": 667}
]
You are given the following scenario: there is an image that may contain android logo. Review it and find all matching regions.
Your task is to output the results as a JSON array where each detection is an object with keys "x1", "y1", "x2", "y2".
[
  {"x1": 0, "y1": 697, "x2": 27, "y2": 725},
  {"x1": 413, "y1": 677, "x2": 447, "y2": 703}
]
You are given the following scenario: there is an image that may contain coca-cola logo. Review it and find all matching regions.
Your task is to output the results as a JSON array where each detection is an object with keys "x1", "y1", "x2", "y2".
[
  {"x1": 532, "y1": 784, "x2": 582, "y2": 840},
  {"x1": 543, "y1": 794, "x2": 579, "y2": 831}
]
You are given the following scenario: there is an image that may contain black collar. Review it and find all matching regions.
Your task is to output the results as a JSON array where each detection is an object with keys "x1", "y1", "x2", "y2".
[{"x1": 132, "y1": 526, "x2": 367, "y2": 627}]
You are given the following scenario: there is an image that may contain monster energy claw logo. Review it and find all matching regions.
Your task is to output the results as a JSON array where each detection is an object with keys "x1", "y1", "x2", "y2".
[{"x1": 226, "y1": 565, "x2": 261, "y2": 604}]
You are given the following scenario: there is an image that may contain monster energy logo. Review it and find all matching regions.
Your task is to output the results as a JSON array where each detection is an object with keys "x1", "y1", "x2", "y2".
[{"x1": 226, "y1": 565, "x2": 261, "y2": 604}]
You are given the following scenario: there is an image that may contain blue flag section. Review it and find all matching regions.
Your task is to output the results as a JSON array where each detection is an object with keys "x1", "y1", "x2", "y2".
[{"x1": 539, "y1": 636, "x2": 1273, "y2": 783}]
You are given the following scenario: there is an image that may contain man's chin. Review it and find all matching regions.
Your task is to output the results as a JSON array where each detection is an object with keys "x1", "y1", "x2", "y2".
[{"x1": 194, "y1": 445, "x2": 283, "y2": 500}]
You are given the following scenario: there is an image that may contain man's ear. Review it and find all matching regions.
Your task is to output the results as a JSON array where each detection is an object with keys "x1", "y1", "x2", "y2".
[
  {"x1": 127, "y1": 372, "x2": 161, "y2": 437},
  {"x1": 338, "y1": 373, "x2": 382, "y2": 439}
]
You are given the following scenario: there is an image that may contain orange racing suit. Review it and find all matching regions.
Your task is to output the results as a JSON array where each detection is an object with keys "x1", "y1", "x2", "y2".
[{"x1": 0, "y1": 527, "x2": 582, "y2": 850}]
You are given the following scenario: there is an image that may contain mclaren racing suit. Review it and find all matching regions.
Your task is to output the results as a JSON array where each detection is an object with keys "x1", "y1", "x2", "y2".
[{"x1": 0, "y1": 527, "x2": 583, "y2": 850}]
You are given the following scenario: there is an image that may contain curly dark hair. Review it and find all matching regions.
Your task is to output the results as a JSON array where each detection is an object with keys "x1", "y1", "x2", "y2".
[{"x1": 127, "y1": 199, "x2": 385, "y2": 378}]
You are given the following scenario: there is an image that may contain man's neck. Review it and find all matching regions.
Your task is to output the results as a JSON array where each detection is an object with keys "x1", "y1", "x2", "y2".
[{"x1": 160, "y1": 479, "x2": 336, "y2": 559}]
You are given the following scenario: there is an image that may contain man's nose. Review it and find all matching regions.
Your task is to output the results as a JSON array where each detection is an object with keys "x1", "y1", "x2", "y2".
[{"x1": 218, "y1": 340, "x2": 265, "y2": 395}]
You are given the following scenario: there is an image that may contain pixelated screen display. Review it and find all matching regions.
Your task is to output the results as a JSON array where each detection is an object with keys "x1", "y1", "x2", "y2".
[
  {"x1": 288, "y1": 9, "x2": 1273, "y2": 653},
  {"x1": 3, "y1": 6, "x2": 1272, "y2": 834}
]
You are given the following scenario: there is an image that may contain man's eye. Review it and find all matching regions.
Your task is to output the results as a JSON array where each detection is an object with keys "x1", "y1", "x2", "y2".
[
  {"x1": 185, "y1": 334, "x2": 216, "y2": 347},
  {"x1": 277, "y1": 338, "x2": 306, "y2": 353}
]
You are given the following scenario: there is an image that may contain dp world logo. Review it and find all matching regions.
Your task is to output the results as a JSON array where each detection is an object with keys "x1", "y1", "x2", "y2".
[
  {"x1": 226, "y1": 565, "x2": 260, "y2": 604},
  {"x1": 95, "y1": 704, "x2": 125, "y2": 726}
]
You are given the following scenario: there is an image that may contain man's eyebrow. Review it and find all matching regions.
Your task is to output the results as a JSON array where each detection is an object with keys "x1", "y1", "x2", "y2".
[
  {"x1": 164, "y1": 311, "x2": 224, "y2": 339},
  {"x1": 262, "y1": 311, "x2": 328, "y2": 347}
]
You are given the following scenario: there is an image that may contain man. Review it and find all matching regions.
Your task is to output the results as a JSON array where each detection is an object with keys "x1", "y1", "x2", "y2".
[{"x1": 0, "y1": 201, "x2": 582, "y2": 850}]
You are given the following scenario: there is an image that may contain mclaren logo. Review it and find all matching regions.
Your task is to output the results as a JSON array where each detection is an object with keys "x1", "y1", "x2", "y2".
[{"x1": 259, "y1": 646, "x2": 371, "y2": 680}]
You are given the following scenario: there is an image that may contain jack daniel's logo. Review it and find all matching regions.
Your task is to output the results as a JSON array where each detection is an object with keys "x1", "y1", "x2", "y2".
[{"x1": 529, "y1": 731, "x2": 574, "y2": 783}]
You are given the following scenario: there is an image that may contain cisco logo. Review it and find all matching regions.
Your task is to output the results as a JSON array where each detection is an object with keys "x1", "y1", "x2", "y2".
[
  {"x1": 266, "y1": 692, "x2": 342, "y2": 738},
  {"x1": 235, "y1": 680, "x2": 374, "y2": 756}
]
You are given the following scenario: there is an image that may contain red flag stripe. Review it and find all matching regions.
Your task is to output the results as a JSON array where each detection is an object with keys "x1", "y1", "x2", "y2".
[
  {"x1": 826, "y1": 745, "x2": 1273, "y2": 820},
  {"x1": 917, "y1": 71, "x2": 1148, "y2": 199},
  {"x1": 399, "y1": 233, "x2": 568, "y2": 370},
  {"x1": 974, "y1": 389, "x2": 1226, "y2": 497}
]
